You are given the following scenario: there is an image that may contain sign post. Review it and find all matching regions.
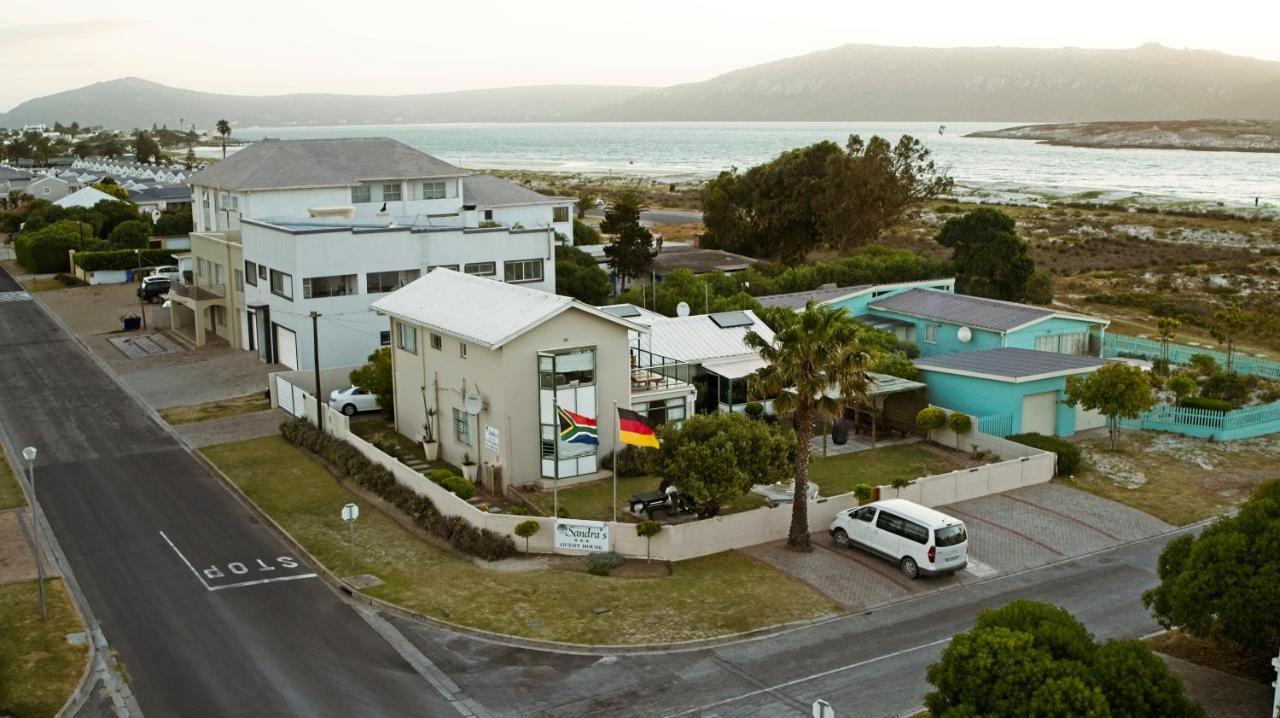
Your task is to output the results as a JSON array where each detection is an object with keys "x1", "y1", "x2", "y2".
[
  {"x1": 812, "y1": 699, "x2": 834, "y2": 718},
  {"x1": 341, "y1": 503, "x2": 359, "y2": 571}
]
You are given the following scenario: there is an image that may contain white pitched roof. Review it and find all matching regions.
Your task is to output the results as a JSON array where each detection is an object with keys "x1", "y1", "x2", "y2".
[
  {"x1": 640, "y1": 310, "x2": 775, "y2": 363},
  {"x1": 370, "y1": 269, "x2": 641, "y2": 350},
  {"x1": 53, "y1": 186, "x2": 122, "y2": 209}
]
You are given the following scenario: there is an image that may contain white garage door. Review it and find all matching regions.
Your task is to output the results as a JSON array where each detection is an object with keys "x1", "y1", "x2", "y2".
[
  {"x1": 274, "y1": 324, "x2": 298, "y2": 370},
  {"x1": 1076, "y1": 404, "x2": 1108, "y2": 431},
  {"x1": 1021, "y1": 391, "x2": 1058, "y2": 436}
]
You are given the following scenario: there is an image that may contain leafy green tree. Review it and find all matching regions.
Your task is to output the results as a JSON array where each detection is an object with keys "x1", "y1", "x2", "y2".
[
  {"x1": 183, "y1": 147, "x2": 197, "y2": 171},
  {"x1": 935, "y1": 208, "x2": 1040, "y2": 302},
  {"x1": 154, "y1": 210, "x2": 193, "y2": 236},
  {"x1": 601, "y1": 192, "x2": 657, "y2": 290},
  {"x1": 514, "y1": 520, "x2": 540, "y2": 553},
  {"x1": 91, "y1": 178, "x2": 130, "y2": 201},
  {"x1": 108, "y1": 220, "x2": 152, "y2": 249},
  {"x1": 746, "y1": 302, "x2": 871, "y2": 550},
  {"x1": 554, "y1": 245, "x2": 611, "y2": 305},
  {"x1": 574, "y1": 189, "x2": 596, "y2": 219},
  {"x1": 1143, "y1": 479, "x2": 1280, "y2": 660},
  {"x1": 1157, "y1": 317, "x2": 1181, "y2": 364},
  {"x1": 572, "y1": 218, "x2": 602, "y2": 245},
  {"x1": 916, "y1": 407, "x2": 946, "y2": 443},
  {"x1": 870, "y1": 351, "x2": 919, "y2": 381},
  {"x1": 93, "y1": 199, "x2": 140, "y2": 239},
  {"x1": 13, "y1": 220, "x2": 92, "y2": 273},
  {"x1": 635, "y1": 520, "x2": 661, "y2": 563},
  {"x1": 948, "y1": 412, "x2": 972, "y2": 451},
  {"x1": 216, "y1": 119, "x2": 232, "y2": 158},
  {"x1": 1166, "y1": 373, "x2": 1197, "y2": 404},
  {"x1": 653, "y1": 413, "x2": 793, "y2": 518},
  {"x1": 133, "y1": 131, "x2": 163, "y2": 164},
  {"x1": 348, "y1": 347, "x2": 393, "y2": 415},
  {"x1": 1209, "y1": 302, "x2": 1247, "y2": 373},
  {"x1": 1065, "y1": 362, "x2": 1155, "y2": 450},
  {"x1": 926, "y1": 600, "x2": 1202, "y2": 718}
]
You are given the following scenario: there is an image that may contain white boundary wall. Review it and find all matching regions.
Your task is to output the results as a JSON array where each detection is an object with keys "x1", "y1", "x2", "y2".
[{"x1": 280, "y1": 383, "x2": 1056, "y2": 561}]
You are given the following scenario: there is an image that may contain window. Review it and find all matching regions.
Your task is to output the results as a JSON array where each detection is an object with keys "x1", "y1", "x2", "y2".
[
  {"x1": 924, "y1": 324, "x2": 938, "y2": 344},
  {"x1": 463, "y1": 261, "x2": 496, "y2": 276},
  {"x1": 430, "y1": 333, "x2": 442, "y2": 351},
  {"x1": 453, "y1": 407, "x2": 471, "y2": 446},
  {"x1": 397, "y1": 322, "x2": 417, "y2": 353},
  {"x1": 459, "y1": 342, "x2": 467, "y2": 359},
  {"x1": 258, "y1": 264, "x2": 267, "y2": 281},
  {"x1": 852, "y1": 507, "x2": 876, "y2": 523},
  {"x1": 504, "y1": 259, "x2": 543, "y2": 284},
  {"x1": 302, "y1": 274, "x2": 357, "y2": 299},
  {"x1": 366, "y1": 269, "x2": 420, "y2": 294},
  {"x1": 876, "y1": 511, "x2": 906, "y2": 536},
  {"x1": 351, "y1": 185, "x2": 371, "y2": 203},
  {"x1": 379, "y1": 331, "x2": 390, "y2": 346},
  {"x1": 42, "y1": 186, "x2": 51, "y2": 195},
  {"x1": 244, "y1": 261, "x2": 258, "y2": 286},
  {"x1": 382, "y1": 183, "x2": 402, "y2": 202},
  {"x1": 230, "y1": 195, "x2": 239, "y2": 211},
  {"x1": 269, "y1": 270, "x2": 292, "y2": 300},
  {"x1": 483, "y1": 209, "x2": 493, "y2": 221},
  {"x1": 427, "y1": 264, "x2": 458, "y2": 273},
  {"x1": 553, "y1": 206, "x2": 569, "y2": 223},
  {"x1": 421, "y1": 181, "x2": 446, "y2": 200},
  {"x1": 1036, "y1": 332, "x2": 1088, "y2": 355},
  {"x1": 234, "y1": 269, "x2": 244, "y2": 292},
  {"x1": 900, "y1": 520, "x2": 929, "y2": 545}
]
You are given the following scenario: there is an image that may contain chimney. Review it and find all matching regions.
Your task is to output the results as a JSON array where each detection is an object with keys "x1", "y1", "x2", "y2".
[{"x1": 461, "y1": 204, "x2": 478, "y2": 228}]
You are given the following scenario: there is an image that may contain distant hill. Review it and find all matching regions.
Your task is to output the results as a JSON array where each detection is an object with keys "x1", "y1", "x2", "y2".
[
  {"x1": 968, "y1": 119, "x2": 1280, "y2": 153},
  {"x1": 581, "y1": 43, "x2": 1280, "y2": 122},
  {"x1": 0, "y1": 78, "x2": 652, "y2": 129}
]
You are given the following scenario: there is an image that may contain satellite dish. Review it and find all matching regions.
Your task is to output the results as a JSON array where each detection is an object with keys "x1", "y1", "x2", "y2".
[
  {"x1": 676, "y1": 301, "x2": 690, "y2": 317},
  {"x1": 464, "y1": 391, "x2": 482, "y2": 415},
  {"x1": 957, "y1": 326, "x2": 973, "y2": 343}
]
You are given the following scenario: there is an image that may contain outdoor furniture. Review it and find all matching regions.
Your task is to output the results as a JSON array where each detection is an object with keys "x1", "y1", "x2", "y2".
[{"x1": 628, "y1": 490, "x2": 670, "y2": 519}]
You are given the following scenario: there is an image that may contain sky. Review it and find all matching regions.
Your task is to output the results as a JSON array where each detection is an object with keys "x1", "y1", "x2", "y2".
[{"x1": 6, "y1": 0, "x2": 1280, "y2": 110}]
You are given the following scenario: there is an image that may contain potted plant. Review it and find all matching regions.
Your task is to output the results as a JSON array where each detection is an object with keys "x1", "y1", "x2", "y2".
[
  {"x1": 421, "y1": 407, "x2": 438, "y2": 460},
  {"x1": 461, "y1": 452, "x2": 478, "y2": 482}
]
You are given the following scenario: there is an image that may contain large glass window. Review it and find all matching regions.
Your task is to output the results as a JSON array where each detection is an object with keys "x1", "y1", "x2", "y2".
[
  {"x1": 422, "y1": 181, "x2": 446, "y2": 200},
  {"x1": 366, "y1": 269, "x2": 420, "y2": 294},
  {"x1": 464, "y1": 261, "x2": 496, "y2": 276},
  {"x1": 397, "y1": 322, "x2": 417, "y2": 354},
  {"x1": 302, "y1": 274, "x2": 357, "y2": 299},
  {"x1": 504, "y1": 258, "x2": 543, "y2": 284},
  {"x1": 270, "y1": 269, "x2": 292, "y2": 300},
  {"x1": 244, "y1": 260, "x2": 258, "y2": 286},
  {"x1": 553, "y1": 206, "x2": 570, "y2": 222},
  {"x1": 382, "y1": 183, "x2": 402, "y2": 202},
  {"x1": 538, "y1": 348, "x2": 598, "y2": 479},
  {"x1": 351, "y1": 185, "x2": 371, "y2": 203}
]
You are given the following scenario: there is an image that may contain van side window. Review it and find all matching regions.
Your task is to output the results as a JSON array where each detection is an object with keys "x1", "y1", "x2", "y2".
[
  {"x1": 852, "y1": 507, "x2": 876, "y2": 523},
  {"x1": 901, "y1": 521, "x2": 929, "y2": 544},
  {"x1": 876, "y1": 511, "x2": 905, "y2": 536}
]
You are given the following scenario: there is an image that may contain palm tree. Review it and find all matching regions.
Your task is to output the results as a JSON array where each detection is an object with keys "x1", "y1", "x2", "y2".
[
  {"x1": 216, "y1": 119, "x2": 231, "y2": 158},
  {"x1": 745, "y1": 302, "x2": 871, "y2": 552}
]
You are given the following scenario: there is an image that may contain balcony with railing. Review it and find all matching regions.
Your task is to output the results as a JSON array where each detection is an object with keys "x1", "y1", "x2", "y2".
[
  {"x1": 630, "y1": 346, "x2": 697, "y2": 397},
  {"x1": 170, "y1": 281, "x2": 226, "y2": 301}
]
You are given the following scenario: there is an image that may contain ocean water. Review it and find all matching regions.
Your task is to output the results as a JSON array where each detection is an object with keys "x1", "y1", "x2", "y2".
[{"x1": 234, "y1": 122, "x2": 1280, "y2": 206}]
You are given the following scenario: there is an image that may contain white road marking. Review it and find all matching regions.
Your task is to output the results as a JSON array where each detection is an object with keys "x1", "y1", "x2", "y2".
[
  {"x1": 666, "y1": 636, "x2": 953, "y2": 717},
  {"x1": 963, "y1": 558, "x2": 998, "y2": 578},
  {"x1": 160, "y1": 530, "x2": 316, "y2": 592}
]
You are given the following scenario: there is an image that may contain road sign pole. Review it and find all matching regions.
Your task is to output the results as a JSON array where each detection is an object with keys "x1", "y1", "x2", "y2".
[
  {"x1": 341, "y1": 503, "x2": 359, "y2": 573},
  {"x1": 348, "y1": 520, "x2": 355, "y2": 571}
]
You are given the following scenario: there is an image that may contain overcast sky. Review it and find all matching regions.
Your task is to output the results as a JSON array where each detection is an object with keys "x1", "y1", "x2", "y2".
[{"x1": 6, "y1": 0, "x2": 1280, "y2": 110}]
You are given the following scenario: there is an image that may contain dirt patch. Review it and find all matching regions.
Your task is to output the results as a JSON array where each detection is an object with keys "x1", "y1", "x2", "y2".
[
  {"x1": 0, "y1": 509, "x2": 54, "y2": 585},
  {"x1": 1147, "y1": 630, "x2": 1274, "y2": 685}
]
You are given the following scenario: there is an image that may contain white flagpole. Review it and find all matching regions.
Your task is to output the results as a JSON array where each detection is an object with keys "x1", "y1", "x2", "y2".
[{"x1": 612, "y1": 400, "x2": 619, "y2": 523}]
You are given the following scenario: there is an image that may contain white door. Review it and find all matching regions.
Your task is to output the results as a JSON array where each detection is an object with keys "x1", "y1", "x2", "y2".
[
  {"x1": 274, "y1": 324, "x2": 298, "y2": 369},
  {"x1": 1021, "y1": 391, "x2": 1059, "y2": 436},
  {"x1": 276, "y1": 375, "x2": 295, "y2": 414},
  {"x1": 1075, "y1": 404, "x2": 1108, "y2": 431}
]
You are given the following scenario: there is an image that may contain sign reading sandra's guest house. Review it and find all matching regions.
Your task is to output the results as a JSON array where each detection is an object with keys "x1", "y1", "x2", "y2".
[{"x1": 554, "y1": 519, "x2": 610, "y2": 552}]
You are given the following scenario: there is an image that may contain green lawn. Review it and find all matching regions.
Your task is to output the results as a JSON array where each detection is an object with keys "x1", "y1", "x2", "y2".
[
  {"x1": 348, "y1": 418, "x2": 459, "y2": 474},
  {"x1": 158, "y1": 393, "x2": 272, "y2": 426},
  {"x1": 0, "y1": 447, "x2": 26, "y2": 510},
  {"x1": 524, "y1": 475, "x2": 769, "y2": 522},
  {"x1": 203, "y1": 436, "x2": 838, "y2": 644},
  {"x1": 0, "y1": 579, "x2": 89, "y2": 718},
  {"x1": 809, "y1": 444, "x2": 960, "y2": 497}
]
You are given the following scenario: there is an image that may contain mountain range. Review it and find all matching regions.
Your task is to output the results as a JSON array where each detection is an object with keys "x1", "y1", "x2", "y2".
[{"x1": 5, "y1": 43, "x2": 1280, "y2": 129}]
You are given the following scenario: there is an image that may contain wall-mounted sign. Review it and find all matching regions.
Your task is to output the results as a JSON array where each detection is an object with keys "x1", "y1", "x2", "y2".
[
  {"x1": 554, "y1": 519, "x2": 610, "y2": 552},
  {"x1": 484, "y1": 425, "x2": 500, "y2": 454}
]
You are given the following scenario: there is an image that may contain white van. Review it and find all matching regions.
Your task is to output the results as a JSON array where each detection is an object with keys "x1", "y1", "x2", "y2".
[{"x1": 828, "y1": 499, "x2": 968, "y2": 579}]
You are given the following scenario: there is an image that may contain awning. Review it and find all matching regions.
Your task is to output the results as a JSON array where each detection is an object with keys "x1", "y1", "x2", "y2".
[{"x1": 701, "y1": 355, "x2": 767, "y2": 380}]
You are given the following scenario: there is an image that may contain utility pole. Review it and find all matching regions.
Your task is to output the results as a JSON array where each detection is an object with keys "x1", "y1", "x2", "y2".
[
  {"x1": 310, "y1": 311, "x2": 323, "y2": 432},
  {"x1": 22, "y1": 447, "x2": 46, "y2": 622},
  {"x1": 135, "y1": 249, "x2": 147, "y2": 330}
]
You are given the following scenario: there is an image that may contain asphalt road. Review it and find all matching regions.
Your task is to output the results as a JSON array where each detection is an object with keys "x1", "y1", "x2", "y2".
[
  {"x1": 0, "y1": 269, "x2": 454, "y2": 716},
  {"x1": 396, "y1": 527, "x2": 1186, "y2": 717},
  {"x1": 585, "y1": 208, "x2": 703, "y2": 225}
]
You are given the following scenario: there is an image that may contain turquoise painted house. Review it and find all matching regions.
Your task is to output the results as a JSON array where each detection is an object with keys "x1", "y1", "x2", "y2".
[{"x1": 913, "y1": 348, "x2": 1107, "y2": 437}]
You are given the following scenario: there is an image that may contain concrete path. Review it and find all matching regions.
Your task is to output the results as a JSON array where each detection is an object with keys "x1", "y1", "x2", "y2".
[{"x1": 174, "y1": 408, "x2": 289, "y2": 448}]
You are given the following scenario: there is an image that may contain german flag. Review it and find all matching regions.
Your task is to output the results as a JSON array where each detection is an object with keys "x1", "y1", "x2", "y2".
[{"x1": 617, "y1": 408, "x2": 660, "y2": 448}]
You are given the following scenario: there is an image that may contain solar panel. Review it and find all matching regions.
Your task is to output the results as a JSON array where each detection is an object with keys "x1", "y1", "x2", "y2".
[
  {"x1": 602, "y1": 304, "x2": 642, "y2": 318},
  {"x1": 709, "y1": 311, "x2": 753, "y2": 329}
]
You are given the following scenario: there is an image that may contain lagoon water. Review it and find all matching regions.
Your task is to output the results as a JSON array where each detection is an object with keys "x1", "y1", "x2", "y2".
[{"x1": 236, "y1": 122, "x2": 1280, "y2": 206}]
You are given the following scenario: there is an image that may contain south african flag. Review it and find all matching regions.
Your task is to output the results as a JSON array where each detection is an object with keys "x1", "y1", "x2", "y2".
[{"x1": 556, "y1": 405, "x2": 599, "y2": 445}]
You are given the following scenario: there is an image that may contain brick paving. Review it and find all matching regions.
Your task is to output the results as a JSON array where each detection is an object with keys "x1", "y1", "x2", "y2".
[
  {"x1": 175, "y1": 409, "x2": 290, "y2": 448},
  {"x1": 740, "y1": 539, "x2": 909, "y2": 609}
]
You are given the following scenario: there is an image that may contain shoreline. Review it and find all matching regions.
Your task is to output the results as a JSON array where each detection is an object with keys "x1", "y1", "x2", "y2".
[{"x1": 968, "y1": 120, "x2": 1280, "y2": 155}]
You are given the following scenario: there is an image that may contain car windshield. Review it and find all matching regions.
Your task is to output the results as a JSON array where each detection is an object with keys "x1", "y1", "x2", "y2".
[{"x1": 935, "y1": 524, "x2": 967, "y2": 547}]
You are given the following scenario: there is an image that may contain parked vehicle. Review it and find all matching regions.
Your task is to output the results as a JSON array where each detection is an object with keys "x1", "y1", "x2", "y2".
[
  {"x1": 828, "y1": 499, "x2": 968, "y2": 579},
  {"x1": 145, "y1": 265, "x2": 181, "y2": 283},
  {"x1": 137, "y1": 276, "x2": 170, "y2": 303},
  {"x1": 328, "y1": 385, "x2": 380, "y2": 416}
]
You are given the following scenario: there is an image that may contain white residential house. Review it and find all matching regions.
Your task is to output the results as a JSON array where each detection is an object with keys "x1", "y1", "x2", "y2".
[{"x1": 26, "y1": 174, "x2": 77, "y2": 201}]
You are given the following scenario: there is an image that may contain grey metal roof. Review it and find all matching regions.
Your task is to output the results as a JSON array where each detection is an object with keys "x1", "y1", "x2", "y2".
[
  {"x1": 870, "y1": 289, "x2": 1054, "y2": 332},
  {"x1": 462, "y1": 174, "x2": 567, "y2": 207},
  {"x1": 128, "y1": 184, "x2": 192, "y2": 202},
  {"x1": 650, "y1": 246, "x2": 758, "y2": 276},
  {"x1": 187, "y1": 138, "x2": 464, "y2": 190},
  {"x1": 0, "y1": 166, "x2": 33, "y2": 181},
  {"x1": 914, "y1": 348, "x2": 1104, "y2": 380},
  {"x1": 756, "y1": 284, "x2": 873, "y2": 310}
]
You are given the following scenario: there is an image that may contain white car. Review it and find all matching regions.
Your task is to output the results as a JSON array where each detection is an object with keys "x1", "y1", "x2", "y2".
[
  {"x1": 146, "y1": 265, "x2": 181, "y2": 283},
  {"x1": 328, "y1": 386, "x2": 380, "y2": 416},
  {"x1": 828, "y1": 499, "x2": 968, "y2": 579}
]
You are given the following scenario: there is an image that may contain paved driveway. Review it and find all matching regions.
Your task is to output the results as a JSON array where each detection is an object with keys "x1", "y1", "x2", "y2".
[{"x1": 741, "y1": 483, "x2": 1171, "y2": 611}]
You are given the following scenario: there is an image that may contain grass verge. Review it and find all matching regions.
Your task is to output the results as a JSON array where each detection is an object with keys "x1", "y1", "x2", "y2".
[
  {"x1": 1145, "y1": 631, "x2": 1273, "y2": 685},
  {"x1": 0, "y1": 447, "x2": 25, "y2": 510},
  {"x1": 809, "y1": 444, "x2": 960, "y2": 497},
  {"x1": 0, "y1": 579, "x2": 88, "y2": 718},
  {"x1": 158, "y1": 393, "x2": 272, "y2": 426},
  {"x1": 202, "y1": 435, "x2": 838, "y2": 644}
]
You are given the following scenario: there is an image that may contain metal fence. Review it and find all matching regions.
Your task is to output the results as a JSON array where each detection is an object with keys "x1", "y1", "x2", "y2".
[
  {"x1": 1103, "y1": 334, "x2": 1280, "y2": 380},
  {"x1": 978, "y1": 412, "x2": 1016, "y2": 438}
]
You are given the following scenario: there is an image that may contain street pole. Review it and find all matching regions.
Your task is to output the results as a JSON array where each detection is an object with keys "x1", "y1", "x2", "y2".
[
  {"x1": 22, "y1": 447, "x2": 45, "y2": 622},
  {"x1": 310, "y1": 311, "x2": 323, "y2": 433},
  {"x1": 135, "y1": 249, "x2": 147, "y2": 330},
  {"x1": 612, "y1": 400, "x2": 619, "y2": 523},
  {"x1": 349, "y1": 519, "x2": 356, "y2": 571}
]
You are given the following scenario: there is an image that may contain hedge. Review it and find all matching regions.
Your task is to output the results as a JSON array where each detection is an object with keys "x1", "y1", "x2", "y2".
[
  {"x1": 1007, "y1": 433, "x2": 1084, "y2": 476},
  {"x1": 75, "y1": 248, "x2": 176, "y2": 272},
  {"x1": 1178, "y1": 396, "x2": 1234, "y2": 412},
  {"x1": 279, "y1": 419, "x2": 514, "y2": 560}
]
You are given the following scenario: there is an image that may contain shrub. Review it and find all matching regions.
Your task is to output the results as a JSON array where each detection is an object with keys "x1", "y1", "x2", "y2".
[
  {"x1": 1007, "y1": 433, "x2": 1083, "y2": 477},
  {"x1": 154, "y1": 209, "x2": 192, "y2": 236},
  {"x1": 513, "y1": 520, "x2": 540, "y2": 553},
  {"x1": 743, "y1": 402, "x2": 764, "y2": 420},
  {"x1": 439, "y1": 475, "x2": 476, "y2": 500},
  {"x1": 603, "y1": 445, "x2": 656, "y2": 478},
  {"x1": 14, "y1": 220, "x2": 94, "y2": 273},
  {"x1": 279, "y1": 419, "x2": 514, "y2": 560},
  {"x1": 74, "y1": 248, "x2": 175, "y2": 271},
  {"x1": 428, "y1": 469, "x2": 454, "y2": 484},
  {"x1": 1200, "y1": 371, "x2": 1255, "y2": 405},
  {"x1": 1188, "y1": 354, "x2": 1219, "y2": 375},
  {"x1": 1178, "y1": 396, "x2": 1233, "y2": 412},
  {"x1": 108, "y1": 219, "x2": 152, "y2": 249},
  {"x1": 915, "y1": 407, "x2": 946, "y2": 438},
  {"x1": 947, "y1": 412, "x2": 972, "y2": 449},
  {"x1": 1165, "y1": 374, "x2": 1197, "y2": 402},
  {"x1": 586, "y1": 551, "x2": 625, "y2": 576},
  {"x1": 635, "y1": 520, "x2": 662, "y2": 562}
]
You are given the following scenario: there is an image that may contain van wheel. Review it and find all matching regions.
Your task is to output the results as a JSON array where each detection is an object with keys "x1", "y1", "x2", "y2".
[
  {"x1": 341, "y1": 404, "x2": 357, "y2": 416},
  {"x1": 900, "y1": 556, "x2": 919, "y2": 580},
  {"x1": 832, "y1": 529, "x2": 850, "y2": 548}
]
